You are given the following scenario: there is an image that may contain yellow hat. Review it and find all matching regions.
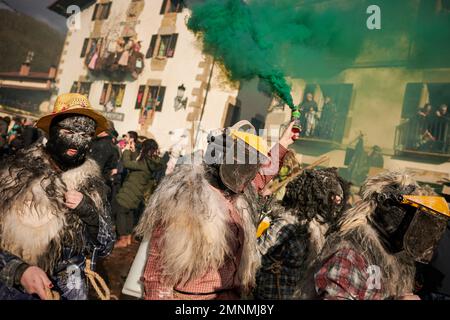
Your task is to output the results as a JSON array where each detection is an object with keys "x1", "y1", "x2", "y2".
[
  {"x1": 402, "y1": 195, "x2": 450, "y2": 218},
  {"x1": 230, "y1": 129, "x2": 270, "y2": 158},
  {"x1": 36, "y1": 93, "x2": 108, "y2": 135}
]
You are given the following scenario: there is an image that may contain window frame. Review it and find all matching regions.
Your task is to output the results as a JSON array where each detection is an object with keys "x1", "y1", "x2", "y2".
[
  {"x1": 135, "y1": 84, "x2": 166, "y2": 112},
  {"x1": 160, "y1": 0, "x2": 184, "y2": 15},
  {"x1": 157, "y1": 35, "x2": 172, "y2": 57},
  {"x1": 92, "y1": 2, "x2": 112, "y2": 21},
  {"x1": 149, "y1": 33, "x2": 179, "y2": 59},
  {"x1": 70, "y1": 81, "x2": 92, "y2": 97},
  {"x1": 100, "y1": 83, "x2": 126, "y2": 108}
]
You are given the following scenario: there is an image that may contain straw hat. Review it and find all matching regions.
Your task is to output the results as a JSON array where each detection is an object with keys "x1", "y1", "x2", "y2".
[{"x1": 36, "y1": 93, "x2": 108, "y2": 135}]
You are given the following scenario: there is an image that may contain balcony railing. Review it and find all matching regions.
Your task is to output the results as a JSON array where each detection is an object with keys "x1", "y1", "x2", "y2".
[{"x1": 395, "y1": 118, "x2": 450, "y2": 156}]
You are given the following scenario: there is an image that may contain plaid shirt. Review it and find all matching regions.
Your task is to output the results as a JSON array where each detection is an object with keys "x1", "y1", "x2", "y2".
[
  {"x1": 254, "y1": 213, "x2": 307, "y2": 299},
  {"x1": 314, "y1": 248, "x2": 387, "y2": 300}
]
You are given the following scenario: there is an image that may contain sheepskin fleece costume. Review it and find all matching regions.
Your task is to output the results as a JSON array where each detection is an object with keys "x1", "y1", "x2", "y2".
[
  {"x1": 0, "y1": 143, "x2": 108, "y2": 274},
  {"x1": 136, "y1": 162, "x2": 261, "y2": 294},
  {"x1": 297, "y1": 171, "x2": 427, "y2": 299}
]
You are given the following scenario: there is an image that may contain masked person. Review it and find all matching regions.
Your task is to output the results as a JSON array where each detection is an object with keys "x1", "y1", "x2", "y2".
[
  {"x1": 254, "y1": 168, "x2": 350, "y2": 299},
  {"x1": 135, "y1": 121, "x2": 298, "y2": 300},
  {"x1": 0, "y1": 93, "x2": 115, "y2": 300},
  {"x1": 300, "y1": 170, "x2": 449, "y2": 300}
]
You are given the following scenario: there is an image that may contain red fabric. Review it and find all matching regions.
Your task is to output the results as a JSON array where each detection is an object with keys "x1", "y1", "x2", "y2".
[
  {"x1": 252, "y1": 143, "x2": 287, "y2": 192},
  {"x1": 142, "y1": 143, "x2": 287, "y2": 300},
  {"x1": 314, "y1": 248, "x2": 386, "y2": 300}
]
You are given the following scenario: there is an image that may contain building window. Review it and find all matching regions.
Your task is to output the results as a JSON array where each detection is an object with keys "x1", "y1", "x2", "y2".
[
  {"x1": 160, "y1": 0, "x2": 184, "y2": 14},
  {"x1": 92, "y1": 2, "x2": 112, "y2": 21},
  {"x1": 81, "y1": 38, "x2": 90, "y2": 58},
  {"x1": 100, "y1": 83, "x2": 126, "y2": 110},
  {"x1": 396, "y1": 82, "x2": 450, "y2": 155},
  {"x1": 296, "y1": 83, "x2": 353, "y2": 143},
  {"x1": 135, "y1": 85, "x2": 166, "y2": 112},
  {"x1": 146, "y1": 34, "x2": 178, "y2": 58},
  {"x1": 70, "y1": 81, "x2": 92, "y2": 96},
  {"x1": 80, "y1": 37, "x2": 103, "y2": 59}
]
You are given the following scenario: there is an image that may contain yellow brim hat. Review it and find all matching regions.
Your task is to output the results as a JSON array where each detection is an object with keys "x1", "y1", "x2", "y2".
[
  {"x1": 402, "y1": 195, "x2": 450, "y2": 218},
  {"x1": 230, "y1": 129, "x2": 270, "y2": 158},
  {"x1": 36, "y1": 93, "x2": 109, "y2": 135}
]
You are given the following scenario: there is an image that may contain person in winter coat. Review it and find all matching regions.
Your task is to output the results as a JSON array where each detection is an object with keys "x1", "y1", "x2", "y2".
[{"x1": 113, "y1": 139, "x2": 163, "y2": 248}]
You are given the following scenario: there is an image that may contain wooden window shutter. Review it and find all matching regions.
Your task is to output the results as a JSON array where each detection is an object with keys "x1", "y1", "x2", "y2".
[
  {"x1": 135, "y1": 85, "x2": 146, "y2": 109},
  {"x1": 100, "y1": 83, "x2": 110, "y2": 105},
  {"x1": 80, "y1": 38, "x2": 90, "y2": 57},
  {"x1": 177, "y1": 0, "x2": 184, "y2": 13},
  {"x1": 146, "y1": 35, "x2": 158, "y2": 58},
  {"x1": 334, "y1": 84, "x2": 353, "y2": 142},
  {"x1": 401, "y1": 83, "x2": 423, "y2": 119},
  {"x1": 160, "y1": 0, "x2": 169, "y2": 14},
  {"x1": 156, "y1": 86, "x2": 166, "y2": 112},
  {"x1": 167, "y1": 34, "x2": 178, "y2": 57},
  {"x1": 92, "y1": 4, "x2": 99, "y2": 20},
  {"x1": 70, "y1": 82, "x2": 79, "y2": 93},
  {"x1": 103, "y1": 2, "x2": 112, "y2": 20}
]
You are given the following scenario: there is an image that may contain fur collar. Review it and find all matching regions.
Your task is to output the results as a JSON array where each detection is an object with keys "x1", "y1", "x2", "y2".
[{"x1": 0, "y1": 144, "x2": 101, "y2": 272}]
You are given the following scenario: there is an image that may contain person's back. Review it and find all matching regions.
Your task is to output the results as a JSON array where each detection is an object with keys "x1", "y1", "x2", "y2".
[
  {"x1": 113, "y1": 139, "x2": 163, "y2": 248},
  {"x1": 21, "y1": 125, "x2": 39, "y2": 148},
  {"x1": 90, "y1": 133, "x2": 120, "y2": 181},
  {"x1": 116, "y1": 155, "x2": 161, "y2": 210}
]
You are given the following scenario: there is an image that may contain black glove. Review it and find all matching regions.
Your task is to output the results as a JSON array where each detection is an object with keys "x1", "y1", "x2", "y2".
[{"x1": 72, "y1": 193, "x2": 100, "y2": 243}]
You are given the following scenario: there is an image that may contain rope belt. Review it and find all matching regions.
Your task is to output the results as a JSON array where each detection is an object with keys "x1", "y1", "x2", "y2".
[
  {"x1": 85, "y1": 258, "x2": 117, "y2": 300},
  {"x1": 267, "y1": 256, "x2": 283, "y2": 300},
  {"x1": 45, "y1": 287, "x2": 60, "y2": 300}
]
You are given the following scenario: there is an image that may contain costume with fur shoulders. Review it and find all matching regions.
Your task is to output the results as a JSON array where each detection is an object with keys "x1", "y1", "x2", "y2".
[
  {"x1": 255, "y1": 168, "x2": 350, "y2": 299},
  {"x1": 136, "y1": 162, "x2": 261, "y2": 298},
  {"x1": 297, "y1": 171, "x2": 426, "y2": 300},
  {"x1": 0, "y1": 143, "x2": 114, "y2": 300}
]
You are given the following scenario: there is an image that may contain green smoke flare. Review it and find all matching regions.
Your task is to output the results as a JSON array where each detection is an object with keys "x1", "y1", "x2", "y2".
[{"x1": 187, "y1": 0, "x2": 365, "y2": 109}]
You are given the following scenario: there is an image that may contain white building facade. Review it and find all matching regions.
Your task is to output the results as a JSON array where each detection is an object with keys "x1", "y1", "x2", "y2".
[{"x1": 51, "y1": 0, "x2": 239, "y2": 151}]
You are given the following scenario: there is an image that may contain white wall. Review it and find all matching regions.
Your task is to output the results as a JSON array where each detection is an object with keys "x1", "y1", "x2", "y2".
[{"x1": 55, "y1": 0, "x2": 237, "y2": 151}]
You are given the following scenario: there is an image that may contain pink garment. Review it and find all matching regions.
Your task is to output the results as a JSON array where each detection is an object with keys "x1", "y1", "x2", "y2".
[
  {"x1": 117, "y1": 140, "x2": 127, "y2": 150},
  {"x1": 142, "y1": 144, "x2": 287, "y2": 300},
  {"x1": 118, "y1": 50, "x2": 130, "y2": 66},
  {"x1": 88, "y1": 52, "x2": 99, "y2": 70}
]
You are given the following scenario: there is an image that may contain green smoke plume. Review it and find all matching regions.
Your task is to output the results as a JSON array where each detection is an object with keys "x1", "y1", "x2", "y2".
[
  {"x1": 187, "y1": 0, "x2": 366, "y2": 108},
  {"x1": 187, "y1": 0, "x2": 450, "y2": 108}
]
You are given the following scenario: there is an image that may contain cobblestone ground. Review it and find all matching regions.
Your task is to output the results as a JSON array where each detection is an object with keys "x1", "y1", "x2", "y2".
[{"x1": 89, "y1": 240, "x2": 141, "y2": 300}]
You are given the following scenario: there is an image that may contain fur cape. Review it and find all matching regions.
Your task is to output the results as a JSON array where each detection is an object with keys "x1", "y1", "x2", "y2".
[
  {"x1": 135, "y1": 162, "x2": 261, "y2": 292},
  {"x1": 0, "y1": 143, "x2": 106, "y2": 274},
  {"x1": 297, "y1": 170, "x2": 425, "y2": 299}
]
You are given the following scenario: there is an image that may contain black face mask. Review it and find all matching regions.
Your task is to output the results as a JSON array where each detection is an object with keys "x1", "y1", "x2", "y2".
[
  {"x1": 46, "y1": 115, "x2": 96, "y2": 170},
  {"x1": 370, "y1": 185, "x2": 417, "y2": 254},
  {"x1": 372, "y1": 205, "x2": 415, "y2": 254}
]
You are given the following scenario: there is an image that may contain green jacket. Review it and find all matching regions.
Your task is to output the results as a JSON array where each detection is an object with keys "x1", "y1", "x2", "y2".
[{"x1": 116, "y1": 150, "x2": 163, "y2": 210}]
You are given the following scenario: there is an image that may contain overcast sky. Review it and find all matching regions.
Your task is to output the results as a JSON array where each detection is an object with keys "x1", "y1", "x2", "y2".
[{"x1": 0, "y1": 0, "x2": 68, "y2": 34}]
